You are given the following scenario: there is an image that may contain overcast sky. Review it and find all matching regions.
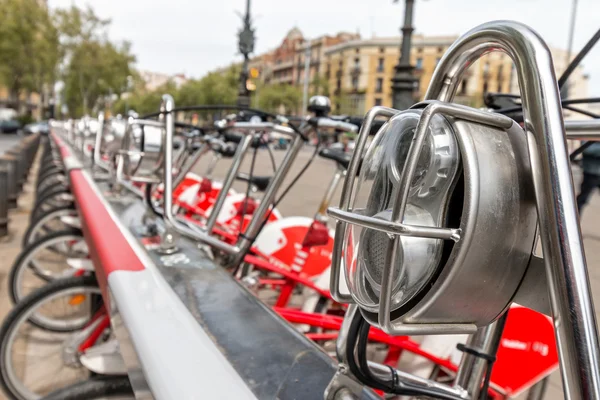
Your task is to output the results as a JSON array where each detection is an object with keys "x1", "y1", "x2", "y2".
[{"x1": 48, "y1": 0, "x2": 600, "y2": 94}]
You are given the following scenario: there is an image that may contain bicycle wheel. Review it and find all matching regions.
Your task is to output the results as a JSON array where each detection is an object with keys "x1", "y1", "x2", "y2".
[
  {"x1": 9, "y1": 229, "x2": 87, "y2": 306},
  {"x1": 21, "y1": 206, "x2": 78, "y2": 247},
  {"x1": 31, "y1": 190, "x2": 74, "y2": 222},
  {"x1": 36, "y1": 173, "x2": 68, "y2": 197},
  {"x1": 0, "y1": 276, "x2": 102, "y2": 400},
  {"x1": 40, "y1": 376, "x2": 134, "y2": 400}
]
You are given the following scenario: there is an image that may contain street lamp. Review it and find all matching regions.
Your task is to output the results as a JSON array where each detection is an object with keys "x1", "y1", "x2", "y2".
[
  {"x1": 237, "y1": 0, "x2": 255, "y2": 108},
  {"x1": 391, "y1": 0, "x2": 420, "y2": 110}
]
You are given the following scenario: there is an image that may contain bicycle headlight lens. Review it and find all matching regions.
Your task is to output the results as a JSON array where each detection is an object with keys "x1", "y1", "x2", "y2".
[{"x1": 344, "y1": 110, "x2": 460, "y2": 314}]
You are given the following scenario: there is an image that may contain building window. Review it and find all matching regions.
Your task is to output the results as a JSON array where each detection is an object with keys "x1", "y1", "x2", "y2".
[
  {"x1": 415, "y1": 58, "x2": 423, "y2": 69},
  {"x1": 375, "y1": 78, "x2": 383, "y2": 93},
  {"x1": 352, "y1": 77, "x2": 359, "y2": 90},
  {"x1": 379, "y1": 47, "x2": 385, "y2": 54},
  {"x1": 356, "y1": 48, "x2": 360, "y2": 54},
  {"x1": 483, "y1": 81, "x2": 489, "y2": 94},
  {"x1": 374, "y1": 98, "x2": 382, "y2": 106},
  {"x1": 354, "y1": 57, "x2": 360, "y2": 67},
  {"x1": 417, "y1": 47, "x2": 423, "y2": 53},
  {"x1": 497, "y1": 82, "x2": 503, "y2": 93},
  {"x1": 377, "y1": 58, "x2": 384, "y2": 72}
]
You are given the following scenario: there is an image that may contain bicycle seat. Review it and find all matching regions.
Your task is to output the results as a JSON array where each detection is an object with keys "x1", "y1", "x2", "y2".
[
  {"x1": 318, "y1": 148, "x2": 351, "y2": 169},
  {"x1": 236, "y1": 173, "x2": 272, "y2": 192},
  {"x1": 218, "y1": 143, "x2": 237, "y2": 158}
]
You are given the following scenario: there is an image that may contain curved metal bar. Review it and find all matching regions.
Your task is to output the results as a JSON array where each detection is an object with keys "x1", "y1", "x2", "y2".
[
  {"x1": 160, "y1": 94, "x2": 239, "y2": 254},
  {"x1": 425, "y1": 20, "x2": 600, "y2": 399},
  {"x1": 327, "y1": 106, "x2": 399, "y2": 303},
  {"x1": 565, "y1": 119, "x2": 600, "y2": 140}
]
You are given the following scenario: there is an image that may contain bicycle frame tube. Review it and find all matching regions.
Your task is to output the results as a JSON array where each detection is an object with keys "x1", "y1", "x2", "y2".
[
  {"x1": 316, "y1": 165, "x2": 345, "y2": 218},
  {"x1": 232, "y1": 134, "x2": 304, "y2": 265},
  {"x1": 161, "y1": 95, "x2": 240, "y2": 254},
  {"x1": 204, "y1": 135, "x2": 252, "y2": 234},
  {"x1": 425, "y1": 21, "x2": 600, "y2": 398}
]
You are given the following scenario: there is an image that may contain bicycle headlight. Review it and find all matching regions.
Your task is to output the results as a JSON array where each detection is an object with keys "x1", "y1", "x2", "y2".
[
  {"x1": 329, "y1": 102, "x2": 537, "y2": 335},
  {"x1": 346, "y1": 110, "x2": 460, "y2": 314}
]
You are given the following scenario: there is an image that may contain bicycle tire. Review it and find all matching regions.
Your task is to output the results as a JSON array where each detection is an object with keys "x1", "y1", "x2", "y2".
[
  {"x1": 9, "y1": 228, "x2": 84, "y2": 306},
  {"x1": 40, "y1": 376, "x2": 133, "y2": 400},
  {"x1": 34, "y1": 185, "x2": 71, "y2": 210},
  {"x1": 36, "y1": 173, "x2": 69, "y2": 196},
  {"x1": 21, "y1": 205, "x2": 78, "y2": 247},
  {"x1": 0, "y1": 275, "x2": 100, "y2": 400},
  {"x1": 36, "y1": 168, "x2": 65, "y2": 187},
  {"x1": 31, "y1": 190, "x2": 74, "y2": 221}
]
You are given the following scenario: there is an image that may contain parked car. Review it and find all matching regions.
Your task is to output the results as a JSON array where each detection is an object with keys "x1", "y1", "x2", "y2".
[
  {"x1": 24, "y1": 121, "x2": 49, "y2": 135},
  {"x1": 0, "y1": 119, "x2": 22, "y2": 134}
]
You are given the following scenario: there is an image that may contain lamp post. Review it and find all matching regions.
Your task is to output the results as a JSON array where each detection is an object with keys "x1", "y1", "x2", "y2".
[
  {"x1": 391, "y1": 0, "x2": 419, "y2": 110},
  {"x1": 237, "y1": 0, "x2": 255, "y2": 108}
]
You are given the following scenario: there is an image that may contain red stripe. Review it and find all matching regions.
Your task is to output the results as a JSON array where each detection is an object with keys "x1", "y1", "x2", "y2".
[
  {"x1": 50, "y1": 132, "x2": 71, "y2": 158},
  {"x1": 69, "y1": 170, "x2": 145, "y2": 302}
]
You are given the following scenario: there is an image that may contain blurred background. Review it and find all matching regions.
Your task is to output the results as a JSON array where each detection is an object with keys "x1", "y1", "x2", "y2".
[{"x1": 0, "y1": 0, "x2": 598, "y2": 127}]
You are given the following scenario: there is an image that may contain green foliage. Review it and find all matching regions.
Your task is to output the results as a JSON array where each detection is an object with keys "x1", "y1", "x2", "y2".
[
  {"x1": 114, "y1": 65, "x2": 240, "y2": 117},
  {"x1": 177, "y1": 65, "x2": 239, "y2": 106},
  {"x1": 255, "y1": 83, "x2": 303, "y2": 114},
  {"x1": 0, "y1": 0, "x2": 59, "y2": 109},
  {"x1": 62, "y1": 40, "x2": 135, "y2": 116},
  {"x1": 15, "y1": 113, "x2": 34, "y2": 126},
  {"x1": 113, "y1": 81, "x2": 177, "y2": 116},
  {"x1": 55, "y1": 5, "x2": 135, "y2": 117},
  {"x1": 310, "y1": 74, "x2": 330, "y2": 97}
]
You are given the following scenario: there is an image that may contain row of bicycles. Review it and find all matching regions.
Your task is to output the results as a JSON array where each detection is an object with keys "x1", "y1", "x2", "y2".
[{"x1": 2, "y1": 20, "x2": 600, "y2": 400}]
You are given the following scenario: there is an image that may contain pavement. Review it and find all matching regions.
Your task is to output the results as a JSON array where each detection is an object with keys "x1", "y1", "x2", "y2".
[
  {"x1": 0, "y1": 133, "x2": 27, "y2": 155},
  {"x1": 1, "y1": 143, "x2": 600, "y2": 398}
]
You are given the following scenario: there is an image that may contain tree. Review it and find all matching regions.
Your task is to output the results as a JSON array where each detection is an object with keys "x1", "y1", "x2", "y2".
[
  {"x1": 310, "y1": 74, "x2": 330, "y2": 97},
  {"x1": 113, "y1": 81, "x2": 178, "y2": 116},
  {"x1": 177, "y1": 65, "x2": 239, "y2": 107},
  {"x1": 0, "y1": 0, "x2": 59, "y2": 113},
  {"x1": 255, "y1": 83, "x2": 302, "y2": 114},
  {"x1": 55, "y1": 5, "x2": 135, "y2": 117},
  {"x1": 62, "y1": 40, "x2": 135, "y2": 116}
]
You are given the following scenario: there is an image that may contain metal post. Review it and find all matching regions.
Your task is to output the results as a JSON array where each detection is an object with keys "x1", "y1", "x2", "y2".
[
  {"x1": 454, "y1": 313, "x2": 508, "y2": 398},
  {"x1": 425, "y1": 21, "x2": 600, "y2": 398},
  {"x1": 0, "y1": 156, "x2": 18, "y2": 209},
  {"x1": 233, "y1": 134, "x2": 304, "y2": 264},
  {"x1": 0, "y1": 166, "x2": 9, "y2": 237},
  {"x1": 6, "y1": 148, "x2": 25, "y2": 192},
  {"x1": 204, "y1": 135, "x2": 252, "y2": 233},
  {"x1": 302, "y1": 43, "x2": 312, "y2": 114},
  {"x1": 237, "y1": 0, "x2": 255, "y2": 108},
  {"x1": 562, "y1": 0, "x2": 579, "y2": 99},
  {"x1": 391, "y1": 0, "x2": 418, "y2": 110}
]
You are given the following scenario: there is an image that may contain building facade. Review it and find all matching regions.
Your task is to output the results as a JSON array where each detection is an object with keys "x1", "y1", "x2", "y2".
[
  {"x1": 237, "y1": 28, "x2": 590, "y2": 117},
  {"x1": 324, "y1": 35, "x2": 589, "y2": 116},
  {"x1": 248, "y1": 28, "x2": 360, "y2": 88}
]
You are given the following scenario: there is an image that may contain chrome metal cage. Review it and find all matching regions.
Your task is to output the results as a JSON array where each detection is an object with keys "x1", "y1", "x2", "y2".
[
  {"x1": 328, "y1": 101, "x2": 537, "y2": 336},
  {"x1": 327, "y1": 20, "x2": 600, "y2": 399},
  {"x1": 116, "y1": 116, "x2": 166, "y2": 184}
]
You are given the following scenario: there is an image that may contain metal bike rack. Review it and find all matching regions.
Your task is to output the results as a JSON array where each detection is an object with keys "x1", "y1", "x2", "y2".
[{"x1": 49, "y1": 123, "x2": 379, "y2": 400}]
